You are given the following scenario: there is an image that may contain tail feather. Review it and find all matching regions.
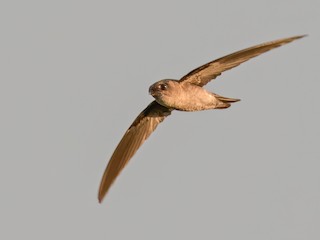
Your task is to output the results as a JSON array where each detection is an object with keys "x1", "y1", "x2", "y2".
[
  {"x1": 213, "y1": 93, "x2": 240, "y2": 109},
  {"x1": 214, "y1": 93, "x2": 240, "y2": 103}
]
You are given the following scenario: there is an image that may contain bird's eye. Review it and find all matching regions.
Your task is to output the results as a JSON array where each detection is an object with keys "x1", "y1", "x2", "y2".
[{"x1": 159, "y1": 83, "x2": 168, "y2": 90}]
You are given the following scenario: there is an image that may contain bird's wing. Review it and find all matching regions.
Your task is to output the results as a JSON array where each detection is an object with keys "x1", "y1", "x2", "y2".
[
  {"x1": 98, "y1": 101, "x2": 172, "y2": 203},
  {"x1": 179, "y1": 35, "x2": 306, "y2": 87}
]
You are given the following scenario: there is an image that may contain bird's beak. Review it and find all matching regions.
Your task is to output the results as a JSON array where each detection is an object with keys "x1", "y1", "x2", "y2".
[{"x1": 149, "y1": 85, "x2": 155, "y2": 96}]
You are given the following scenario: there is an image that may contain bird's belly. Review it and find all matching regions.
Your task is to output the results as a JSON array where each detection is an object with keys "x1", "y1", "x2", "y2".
[{"x1": 174, "y1": 90, "x2": 217, "y2": 111}]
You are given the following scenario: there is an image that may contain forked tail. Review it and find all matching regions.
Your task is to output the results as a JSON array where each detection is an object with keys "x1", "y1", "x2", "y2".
[{"x1": 213, "y1": 93, "x2": 240, "y2": 109}]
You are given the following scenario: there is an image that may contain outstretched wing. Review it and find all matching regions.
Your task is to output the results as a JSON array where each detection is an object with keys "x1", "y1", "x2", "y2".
[
  {"x1": 179, "y1": 35, "x2": 306, "y2": 87},
  {"x1": 98, "y1": 101, "x2": 172, "y2": 203}
]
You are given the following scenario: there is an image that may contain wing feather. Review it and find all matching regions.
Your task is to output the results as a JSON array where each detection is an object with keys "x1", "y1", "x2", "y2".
[
  {"x1": 179, "y1": 35, "x2": 306, "y2": 87},
  {"x1": 98, "y1": 101, "x2": 171, "y2": 202}
]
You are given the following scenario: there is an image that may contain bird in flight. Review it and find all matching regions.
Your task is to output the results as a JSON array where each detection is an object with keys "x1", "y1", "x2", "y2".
[{"x1": 98, "y1": 35, "x2": 305, "y2": 203}]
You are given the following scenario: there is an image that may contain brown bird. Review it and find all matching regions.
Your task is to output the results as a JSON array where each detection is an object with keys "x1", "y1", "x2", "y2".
[{"x1": 98, "y1": 35, "x2": 305, "y2": 203}]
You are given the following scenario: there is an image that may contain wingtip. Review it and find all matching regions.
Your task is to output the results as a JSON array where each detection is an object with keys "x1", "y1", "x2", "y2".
[
  {"x1": 280, "y1": 34, "x2": 307, "y2": 42},
  {"x1": 276, "y1": 34, "x2": 307, "y2": 47},
  {"x1": 98, "y1": 193, "x2": 105, "y2": 204},
  {"x1": 298, "y1": 34, "x2": 308, "y2": 38},
  {"x1": 292, "y1": 34, "x2": 308, "y2": 40}
]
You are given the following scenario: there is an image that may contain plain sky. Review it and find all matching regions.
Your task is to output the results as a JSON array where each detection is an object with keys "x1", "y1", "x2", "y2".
[{"x1": 1, "y1": 1, "x2": 319, "y2": 239}]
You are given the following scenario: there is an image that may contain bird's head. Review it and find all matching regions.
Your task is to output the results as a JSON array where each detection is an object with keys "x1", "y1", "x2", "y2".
[{"x1": 149, "y1": 79, "x2": 179, "y2": 108}]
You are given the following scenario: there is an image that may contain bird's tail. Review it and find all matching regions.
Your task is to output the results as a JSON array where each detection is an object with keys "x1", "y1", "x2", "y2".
[{"x1": 213, "y1": 93, "x2": 240, "y2": 109}]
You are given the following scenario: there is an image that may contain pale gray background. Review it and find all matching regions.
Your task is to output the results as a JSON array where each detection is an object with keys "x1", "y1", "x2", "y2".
[{"x1": 0, "y1": 0, "x2": 319, "y2": 239}]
